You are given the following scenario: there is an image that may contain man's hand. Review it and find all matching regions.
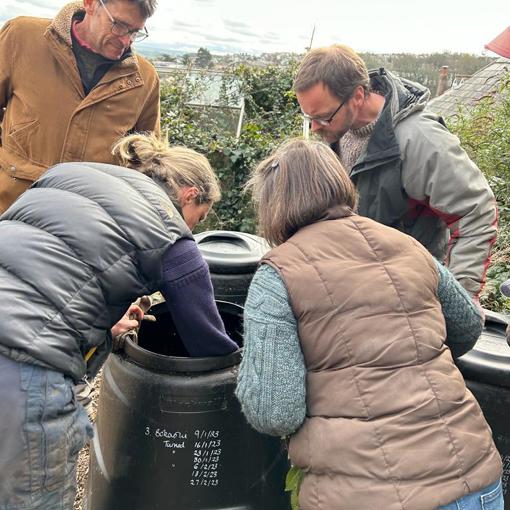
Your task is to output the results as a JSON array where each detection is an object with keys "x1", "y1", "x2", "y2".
[{"x1": 111, "y1": 304, "x2": 144, "y2": 339}]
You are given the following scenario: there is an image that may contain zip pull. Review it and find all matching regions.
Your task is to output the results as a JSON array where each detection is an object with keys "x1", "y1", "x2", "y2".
[{"x1": 82, "y1": 374, "x2": 93, "y2": 390}]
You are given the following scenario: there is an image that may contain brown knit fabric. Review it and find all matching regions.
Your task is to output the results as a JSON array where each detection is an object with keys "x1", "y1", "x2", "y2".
[
  {"x1": 338, "y1": 117, "x2": 377, "y2": 173},
  {"x1": 264, "y1": 211, "x2": 502, "y2": 510}
]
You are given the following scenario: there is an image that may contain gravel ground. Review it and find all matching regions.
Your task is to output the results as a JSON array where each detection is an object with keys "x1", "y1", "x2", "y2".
[{"x1": 73, "y1": 373, "x2": 101, "y2": 510}]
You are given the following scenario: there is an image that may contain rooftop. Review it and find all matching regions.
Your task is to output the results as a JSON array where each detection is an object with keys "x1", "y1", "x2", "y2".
[{"x1": 428, "y1": 58, "x2": 510, "y2": 119}]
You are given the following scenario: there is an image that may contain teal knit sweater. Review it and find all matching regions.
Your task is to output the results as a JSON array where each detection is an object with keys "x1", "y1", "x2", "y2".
[{"x1": 235, "y1": 260, "x2": 484, "y2": 437}]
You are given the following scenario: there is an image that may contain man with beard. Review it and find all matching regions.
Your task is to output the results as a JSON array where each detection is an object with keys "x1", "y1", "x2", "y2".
[{"x1": 294, "y1": 44, "x2": 497, "y2": 299}]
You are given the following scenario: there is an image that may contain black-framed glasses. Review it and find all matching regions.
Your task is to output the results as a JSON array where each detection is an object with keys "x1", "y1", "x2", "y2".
[
  {"x1": 302, "y1": 99, "x2": 347, "y2": 126},
  {"x1": 98, "y1": 0, "x2": 149, "y2": 42}
]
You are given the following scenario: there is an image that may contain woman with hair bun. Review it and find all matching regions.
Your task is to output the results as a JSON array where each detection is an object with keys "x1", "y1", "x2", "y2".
[
  {"x1": 0, "y1": 133, "x2": 237, "y2": 507},
  {"x1": 112, "y1": 133, "x2": 221, "y2": 230}
]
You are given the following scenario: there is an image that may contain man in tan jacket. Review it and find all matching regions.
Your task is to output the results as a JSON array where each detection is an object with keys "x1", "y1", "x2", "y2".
[{"x1": 0, "y1": 0, "x2": 161, "y2": 212}]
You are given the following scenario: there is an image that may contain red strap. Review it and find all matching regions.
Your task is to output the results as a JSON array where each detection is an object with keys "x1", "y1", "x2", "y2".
[{"x1": 71, "y1": 20, "x2": 96, "y2": 52}]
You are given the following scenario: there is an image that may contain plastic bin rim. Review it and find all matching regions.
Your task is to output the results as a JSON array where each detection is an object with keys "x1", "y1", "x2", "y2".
[
  {"x1": 122, "y1": 300, "x2": 244, "y2": 373},
  {"x1": 123, "y1": 338, "x2": 242, "y2": 373},
  {"x1": 456, "y1": 309, "x2": 510, "y2": 388}
]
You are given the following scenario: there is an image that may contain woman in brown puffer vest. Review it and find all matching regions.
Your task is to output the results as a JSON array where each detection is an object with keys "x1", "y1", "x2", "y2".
[{"x1": 236, "y1": 139, "x2": 503, "y2": 510}]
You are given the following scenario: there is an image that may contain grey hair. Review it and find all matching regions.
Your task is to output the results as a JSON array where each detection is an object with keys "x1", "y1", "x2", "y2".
[{"x1": 102, "y1": 0, "x2": 157, "y2": 18}]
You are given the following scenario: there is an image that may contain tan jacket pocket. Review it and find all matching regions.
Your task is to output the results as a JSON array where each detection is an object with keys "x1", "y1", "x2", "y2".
[{"x1": 7, "y1": 119, "x2": 40, "y2": 161}]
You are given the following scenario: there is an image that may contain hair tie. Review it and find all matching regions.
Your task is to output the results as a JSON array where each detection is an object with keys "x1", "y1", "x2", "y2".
[{"x1": 127, "y1": 143, "x2": 142, "y2": 166}]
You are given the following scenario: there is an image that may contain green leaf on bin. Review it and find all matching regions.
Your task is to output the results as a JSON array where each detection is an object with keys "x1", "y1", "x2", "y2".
[{"x1": 285, "y1": 465, "x2": 304, "y2": 510}]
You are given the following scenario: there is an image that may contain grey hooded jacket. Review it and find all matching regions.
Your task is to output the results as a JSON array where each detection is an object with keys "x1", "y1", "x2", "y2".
[
  {"x1": 334, "y1": 68, "x2": 497, "y2": 297},
  {"x1": 0, "y1": 162, "x2": 190, "y2": 381}
]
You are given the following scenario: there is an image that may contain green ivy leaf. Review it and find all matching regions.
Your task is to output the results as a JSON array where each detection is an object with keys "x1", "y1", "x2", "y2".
[{"x1": 285, "y1": 465, "x2": 304, "y2": 510}]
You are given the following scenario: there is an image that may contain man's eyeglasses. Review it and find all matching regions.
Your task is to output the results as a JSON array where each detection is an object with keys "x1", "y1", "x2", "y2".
[
  {"x1": 98, "y1": 0, "x2": 149, "y2": 42},
  {"x1": 302, "y1": 99, "x2": 347, "y2": 126}
]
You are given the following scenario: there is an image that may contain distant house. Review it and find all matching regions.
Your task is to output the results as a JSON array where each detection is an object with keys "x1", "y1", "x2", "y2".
[
  {"x1": 428, "y1": 25, "x2": 510, "y2": 119},
  {"x1": 428, "y1": 57, "x2": 510, "y2": 119},
  {"x1": 155, "y1": 64, "x2": 245, "y2": 137}
]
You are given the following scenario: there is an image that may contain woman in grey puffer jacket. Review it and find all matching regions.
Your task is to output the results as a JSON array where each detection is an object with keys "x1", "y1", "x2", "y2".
[{"x1": 0, "y1": 133, "x2": 237, "y2": 509}]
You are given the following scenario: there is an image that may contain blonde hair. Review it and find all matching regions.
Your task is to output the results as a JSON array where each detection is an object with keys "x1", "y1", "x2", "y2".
[
  {"x1": 112, "y1": 133, "x2": 221, "y2": 206},
  {"x1": 245, "y1": 139, "x2": 357, "y2": 246}
]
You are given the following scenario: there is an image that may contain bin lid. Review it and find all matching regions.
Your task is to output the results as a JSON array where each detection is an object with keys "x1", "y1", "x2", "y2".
[
  {"x1": 195, "y1": 230, "x2": 270, "y2": 274},
  {"x1": 456, "y1": 310, "x2": 510, "y2": 388}
]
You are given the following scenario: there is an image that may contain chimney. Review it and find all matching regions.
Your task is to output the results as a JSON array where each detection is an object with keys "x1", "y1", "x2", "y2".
[{"x1": 436, "y1": 66, "x2": 449, "y2": 97}]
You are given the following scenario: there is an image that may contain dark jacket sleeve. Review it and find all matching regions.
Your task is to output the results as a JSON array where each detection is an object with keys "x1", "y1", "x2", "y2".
[{"x1": 160, "y1": 238, "x2": 238, "y2": 356}]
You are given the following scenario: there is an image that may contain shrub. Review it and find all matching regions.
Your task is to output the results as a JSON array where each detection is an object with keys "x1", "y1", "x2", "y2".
[{"x1": 160, "y1": 63, "x2": 303, "y2": 234}]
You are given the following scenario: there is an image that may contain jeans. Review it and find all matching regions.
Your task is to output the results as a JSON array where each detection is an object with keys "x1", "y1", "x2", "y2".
[
  {"x1": 0, "y1": 353, "x2": 93, "y2": 510},
  {"x1": 439, "y1": 479, "x2": 504, "y2": 510}
]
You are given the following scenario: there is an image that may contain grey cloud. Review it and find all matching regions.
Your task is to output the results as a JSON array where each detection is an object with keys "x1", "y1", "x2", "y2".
[
  {"x1": 227, "y1": 28, "x2": 259, "y2": 38},
  {"x1": 204, "y1": 34, "x2": 245, "y2": 44},
  {"x1": 0, "y1": 3, "x2": 22, "y2": 16},
  {"x1": 259, "y1": 37, "x2": 284, "y2": 47},
  {"x1": 17, "y1": 0, "x2": 61, "y2": 8},
  {"x1": 222, "y1": 19, "x2": 259, "y2": 38},
  {"x1": 172, "y1": 19, "x2": 203, "y2": 30},
  {"x1": 0, "y1": 0, "x2": 58, "y2": 21},
  {"x1": 221, "y1": 21, "x2": 283, "y2": 45},
  {"x1": 223, "y1": 19, "x2": 251, "y2": 31},
  {"x1": 173, "y1": 27, "x2": 245, "y2": 44},
  {"x1": 170, "y1": 19, "x2": 255, "y2": 45},
  {"x1": 262, "y1": 31, "x2": 280, "y2": 42}
]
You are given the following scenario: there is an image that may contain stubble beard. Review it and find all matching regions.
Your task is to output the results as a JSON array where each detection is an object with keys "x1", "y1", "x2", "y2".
[
  {"x1": 317, "y1": 109, "x2": 355, "y2": 144},
  {"x1": 318, "y1": 126, "x2": 350, "y2": 144}
]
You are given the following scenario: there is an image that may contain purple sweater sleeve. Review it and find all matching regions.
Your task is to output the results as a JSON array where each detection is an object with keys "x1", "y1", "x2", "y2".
[{"x1": 160, "y1": 238, "x2": 238, "y2": 356}]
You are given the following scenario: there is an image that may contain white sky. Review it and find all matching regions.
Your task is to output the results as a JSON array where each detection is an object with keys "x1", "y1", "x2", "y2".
[{"x1": 1, "y1": 0, "x2": 508, "y2": 55}]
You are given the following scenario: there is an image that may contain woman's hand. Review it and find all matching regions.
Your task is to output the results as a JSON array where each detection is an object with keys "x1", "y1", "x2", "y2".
[{"x1": 111, "y1": 304, "x2": 144, "y2": 338}]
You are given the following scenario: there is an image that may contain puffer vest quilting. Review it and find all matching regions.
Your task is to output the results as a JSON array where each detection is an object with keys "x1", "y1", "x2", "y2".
[{"x1": 264, "y1": 211, "x2": 501, "y2": 510}]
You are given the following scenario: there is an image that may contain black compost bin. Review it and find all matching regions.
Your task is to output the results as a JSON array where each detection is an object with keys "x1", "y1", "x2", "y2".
[
  {"x1": 195, "y1": 231, "x2": 270, "y2": 306},
  {"x1": 85, "y1": 301, "x2": 290, "y2": 510},
  {"x1": 456, "y1": 310, "x2": 510, "y2": 508}
]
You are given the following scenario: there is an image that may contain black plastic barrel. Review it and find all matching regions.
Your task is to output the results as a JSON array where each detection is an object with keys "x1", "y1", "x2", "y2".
[
  {"x1": 85, "y1": 301, "x2": 289, "y2": 510},
  {"x1": 195, "y1": 231, "x2": 269, "y2": 306},
  {"x1": 456, "y1": 310, "x2": 510, "y2": 508}
]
